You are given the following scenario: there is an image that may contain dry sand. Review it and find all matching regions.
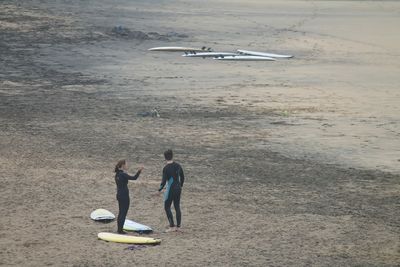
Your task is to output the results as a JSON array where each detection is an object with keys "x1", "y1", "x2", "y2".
[{"x1": 0, "y1": 0, "x2": 399, "y2": 266}]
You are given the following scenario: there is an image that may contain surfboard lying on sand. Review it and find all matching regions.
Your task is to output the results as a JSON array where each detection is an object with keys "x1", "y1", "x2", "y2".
[
  {"x1": 149, "y1": 46, "x2": 211, "y2": 52},
  {"x1": 90, "y1": 209, "x2": 115, "y2": 222},
  {"x1": 123, "y1": 219, "x2": 153, "y2": 233},
  {"x1": 182, "y1": 52, "x2": 237, "y2": 58},
  {"x1": 214, "y1": 55, "x2": 276, "y2": 61},
  {"x1": 237, "y1": 49, "x2": 293, "y2": 58},
  {"x1": 98, "y1": 232, "x2": 161, "y2": 244}
]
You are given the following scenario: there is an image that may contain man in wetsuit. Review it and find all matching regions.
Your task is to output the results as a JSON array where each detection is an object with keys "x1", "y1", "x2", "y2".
[{"x1": 159, "y1": 149, "x2": 185, "y2": 232}]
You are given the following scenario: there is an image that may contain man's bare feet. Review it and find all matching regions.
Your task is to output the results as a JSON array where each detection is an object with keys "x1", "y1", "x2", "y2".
[{"x1": 165, "y1": 227, "x2": 176, "y2": 233}]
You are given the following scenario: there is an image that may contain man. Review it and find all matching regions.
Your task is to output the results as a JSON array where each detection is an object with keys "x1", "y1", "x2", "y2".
[{"x1": 159, "y1": 149, "x2": 185, "y2": 232}]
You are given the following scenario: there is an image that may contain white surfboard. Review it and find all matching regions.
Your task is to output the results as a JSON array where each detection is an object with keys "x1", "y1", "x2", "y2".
[
  {"x1": 214, "y1": 55, "x2": 276, "y2": 61},
  {"x1": 149, "y1": 46, "x2": 210, "y2": 52},
  {"x1": 237, "y1": 49, "x2": 293, "y2": 58},
  {"x1": 182, "y1": 52, "x2": 237, "y2": 58},
  {"x1": 90, "y1": 209, "x2": 115, "y2": 222},
  {"x1": 123, "y1": 219, "x2": 153, "y2": 233}
]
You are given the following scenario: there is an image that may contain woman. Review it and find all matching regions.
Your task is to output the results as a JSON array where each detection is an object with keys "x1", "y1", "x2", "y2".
[{"x1": 114, "y1": 159, "x2": 144, "y2": 234}]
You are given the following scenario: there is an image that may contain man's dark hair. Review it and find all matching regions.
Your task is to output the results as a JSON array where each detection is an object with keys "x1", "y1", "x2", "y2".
[{"x1": 164, "y1": 149, "x2": 173, "y2": 161}]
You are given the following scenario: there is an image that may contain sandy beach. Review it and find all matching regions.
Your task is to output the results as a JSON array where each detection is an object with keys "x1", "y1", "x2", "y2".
[{"x1": 1, "y1": 1, "x2": 399, "y2": 266}]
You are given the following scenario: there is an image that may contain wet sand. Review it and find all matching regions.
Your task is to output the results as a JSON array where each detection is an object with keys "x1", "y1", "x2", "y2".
[{"x1": 0, "y1": 1, "x2": 399, "y2": 266}]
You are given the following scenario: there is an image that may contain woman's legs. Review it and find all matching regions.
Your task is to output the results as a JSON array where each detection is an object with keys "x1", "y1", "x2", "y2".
[{"x1": 117, "y1": 197, "x2": 130, "y2": 233}]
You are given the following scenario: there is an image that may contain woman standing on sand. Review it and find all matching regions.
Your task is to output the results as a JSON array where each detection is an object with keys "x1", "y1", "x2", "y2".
[{"x1": 114, "y1": 159, "x2": 144, "y2": 234}]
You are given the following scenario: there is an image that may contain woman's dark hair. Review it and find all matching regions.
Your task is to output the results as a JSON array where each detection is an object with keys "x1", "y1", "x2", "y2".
[
  {"x1": 164, "y1": 149, "x2": 173, "y2": 161},
  {"x1": 115, "y1": 159, "x2": 126, "y2": 173}
]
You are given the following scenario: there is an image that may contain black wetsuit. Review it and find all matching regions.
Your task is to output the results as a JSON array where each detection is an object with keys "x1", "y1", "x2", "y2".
[
  {"x1": 159, "y1": 162, "x2": 185, "y2": 227},
  {"x1": 115, "y1": 169, "x2": 141, "y2": 233}
]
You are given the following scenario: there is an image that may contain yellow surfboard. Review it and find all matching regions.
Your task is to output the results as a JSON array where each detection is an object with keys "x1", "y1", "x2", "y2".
[{"x1": 97, "y1": 232, "x2": 161, "y2": 245}]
